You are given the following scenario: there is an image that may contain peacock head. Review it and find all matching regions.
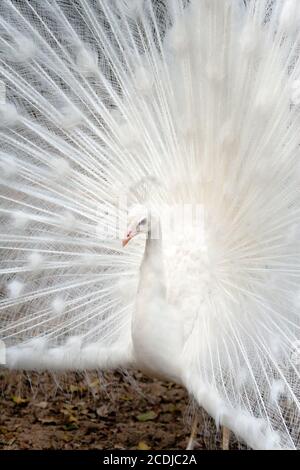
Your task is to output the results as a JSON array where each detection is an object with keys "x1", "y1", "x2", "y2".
[{"x1": 122, "y1": 204, "x2": 149, "y2": 247}]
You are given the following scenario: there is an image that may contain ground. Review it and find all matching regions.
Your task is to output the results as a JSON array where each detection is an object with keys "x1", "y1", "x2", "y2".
[{"x1": 0, "y1": 370, "x2": 242, "y2": 450}]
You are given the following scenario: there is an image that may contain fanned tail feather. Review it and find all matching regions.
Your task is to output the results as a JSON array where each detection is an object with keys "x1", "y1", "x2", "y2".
[{"x1": 0, "y1": 0, "x2": 300, "y2": 449}]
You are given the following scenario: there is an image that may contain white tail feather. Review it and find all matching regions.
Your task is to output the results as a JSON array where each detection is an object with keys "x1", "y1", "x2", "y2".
[{"x1": 0, "y1": 0, "x2": 300, "y2": 450}]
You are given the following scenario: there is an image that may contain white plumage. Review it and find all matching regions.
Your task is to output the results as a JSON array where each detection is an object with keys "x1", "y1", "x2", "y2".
[{"x1": 0, "y1": 0, "x2": 300, "y2": 450}]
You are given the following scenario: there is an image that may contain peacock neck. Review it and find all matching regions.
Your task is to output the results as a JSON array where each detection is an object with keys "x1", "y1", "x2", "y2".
[
  {"x1": 138, "y1": 217, "x2": 166, "y2": 300},
  {"x1": 132, "y1": 216, "x2": 182, "y2": 383}
]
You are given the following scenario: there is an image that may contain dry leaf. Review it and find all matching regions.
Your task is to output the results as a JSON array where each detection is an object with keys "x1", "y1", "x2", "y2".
[
  {"x1": 138, "y1": 441, "x2": 151, "y2": 450},
  {"x1": 34, "y1": 401, "x2": 48, "y2": 409},
  {"x1": 68, "y1": 414, "x2": 78, "y2": 424},
  {"x1": 11, "y1": 395, "x2": 29, "y2": 405},
  {"x1": 120, "y1": 394, "x2": 133, "y2": 401},
  {"x1": 96, "y1": 405, "x2": 109, "y2": 417},
  {"x1": 89, "y1": 379, "x2": 100, "y2": 388},
  {"x1": 137, "y1": 411, "x2": 157, "y2": 422},
  {"x1": 69, "y1": 384, "x2": 86, "y2": 393},
  {"x1": 38, "y1": 417, "x2": 58, "y2": 425}
]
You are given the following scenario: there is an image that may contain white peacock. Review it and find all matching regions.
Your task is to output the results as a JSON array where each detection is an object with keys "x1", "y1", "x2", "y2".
[{"x1": 0, "y1": 0, "x2": 300, "y2": 450}]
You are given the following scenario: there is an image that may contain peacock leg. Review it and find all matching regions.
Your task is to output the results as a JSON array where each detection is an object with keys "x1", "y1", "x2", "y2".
[
  {"x1": 186, "y1": 416, "x2": 198, "y2": 450},
  {"x1": 222, "y1": 426, "x2": 230, "y2": 450}
]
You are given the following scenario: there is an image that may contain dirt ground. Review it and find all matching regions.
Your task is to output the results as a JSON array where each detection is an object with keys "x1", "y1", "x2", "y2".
[{"x1": 0, "y1": 369, "x2": 244, "y2": 450}]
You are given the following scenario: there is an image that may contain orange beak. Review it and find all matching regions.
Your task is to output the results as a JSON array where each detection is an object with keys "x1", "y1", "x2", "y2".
[{"x1": 122, "y1": 230, "x2": 136, "y2": 247}]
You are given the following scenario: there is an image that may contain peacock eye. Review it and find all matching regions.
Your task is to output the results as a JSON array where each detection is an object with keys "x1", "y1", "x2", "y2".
[{"x1": 138, "y1": 218, "x2": 147, "y2": 226}]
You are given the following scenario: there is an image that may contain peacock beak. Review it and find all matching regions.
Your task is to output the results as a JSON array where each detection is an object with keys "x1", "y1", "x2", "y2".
[{"x1": 122, "y1": 230, "x2": 136, "y2": 247}]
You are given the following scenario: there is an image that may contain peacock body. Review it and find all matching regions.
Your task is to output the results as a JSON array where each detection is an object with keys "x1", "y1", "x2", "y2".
[{"x1": 0, "y1": 0, "x2": 300, "y2": 450}]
